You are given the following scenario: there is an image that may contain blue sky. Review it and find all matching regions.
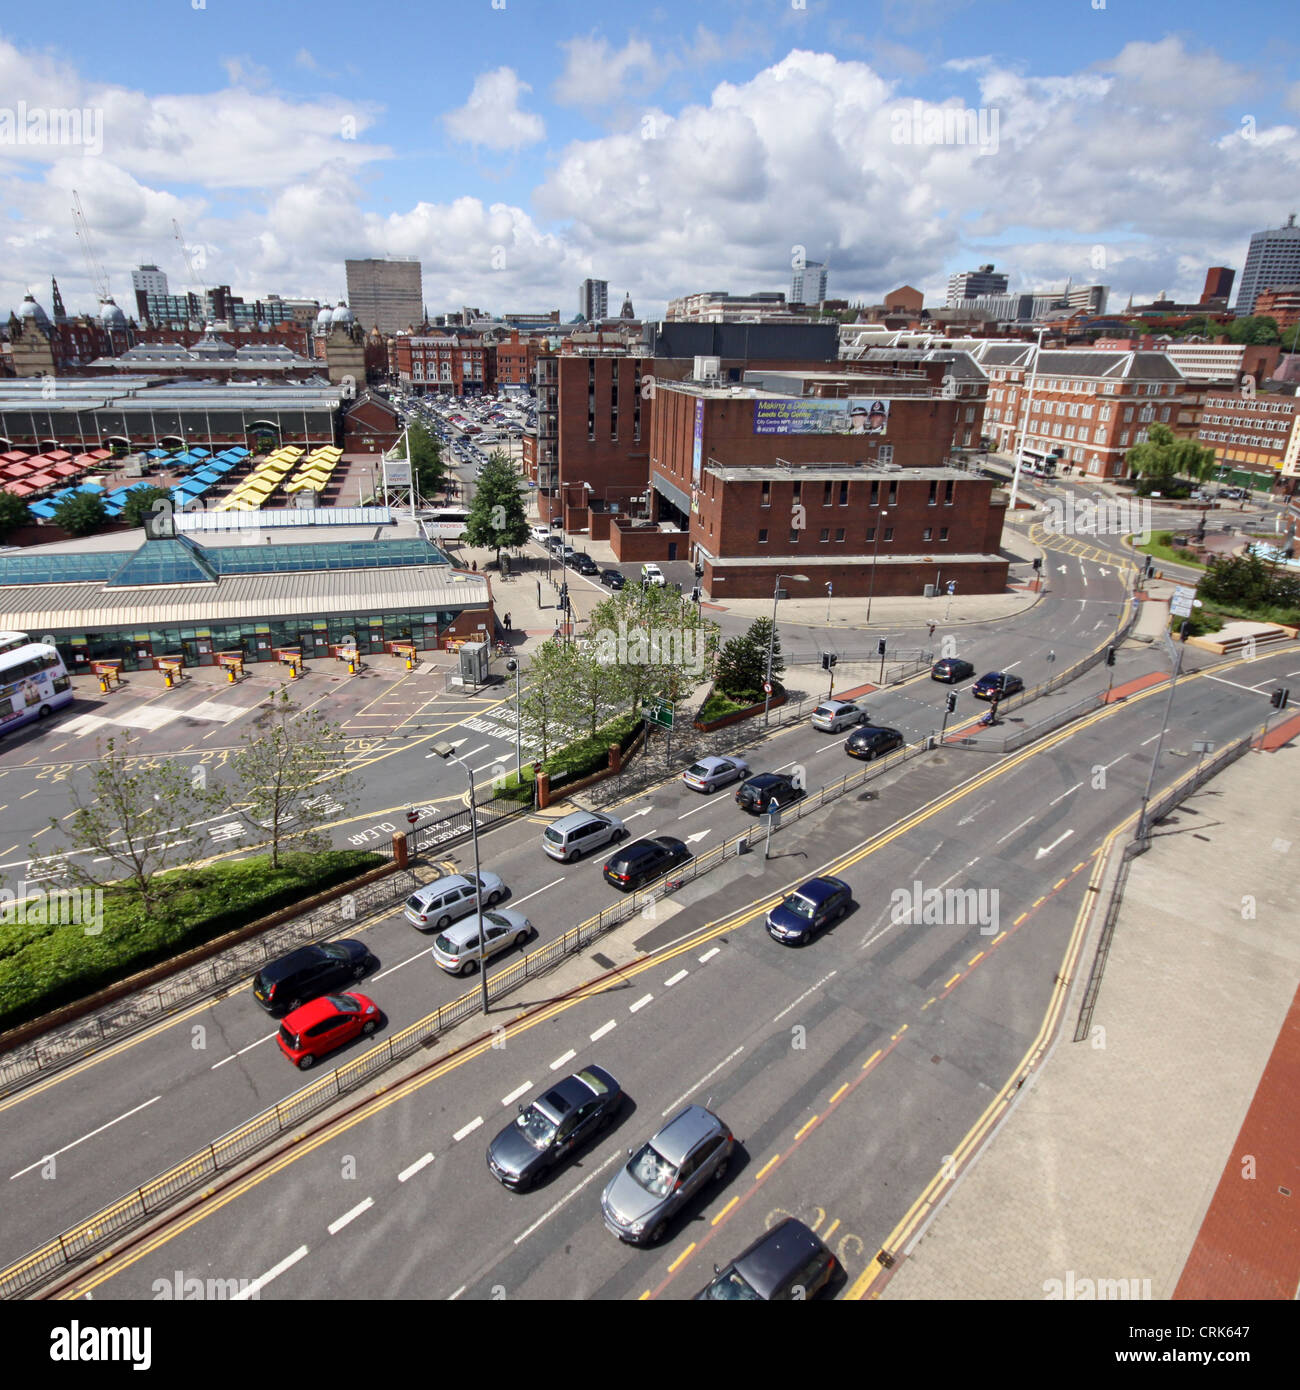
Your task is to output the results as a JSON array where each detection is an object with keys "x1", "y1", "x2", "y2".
[{"x1": 2, "y1": 0, "x2": 1298, "y2": 321}]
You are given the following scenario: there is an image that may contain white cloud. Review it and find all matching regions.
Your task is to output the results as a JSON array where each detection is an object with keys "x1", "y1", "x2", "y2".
[
  {"x1": 220, "y1": 55, "x2": 272, "y2": 91},
  {"x1": 295, "y1": 49, "x2": 319, "y2": 72},
  {"x1": 443, "y1": 68, "x2": 545, "y2": 152},
  {"x1": 553, "y1": 35, "x2": 659, "y2": 111}
]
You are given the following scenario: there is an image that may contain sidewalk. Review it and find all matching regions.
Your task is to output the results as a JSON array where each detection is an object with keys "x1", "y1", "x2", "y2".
[{"x1": 879, "y1": 738, "x2": 1300, "y2": 1301}]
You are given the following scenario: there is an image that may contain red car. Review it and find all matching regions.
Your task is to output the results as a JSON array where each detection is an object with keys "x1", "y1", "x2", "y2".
[{"x1": 276, "y1": 992, "x2": 381, "y2": 1070}]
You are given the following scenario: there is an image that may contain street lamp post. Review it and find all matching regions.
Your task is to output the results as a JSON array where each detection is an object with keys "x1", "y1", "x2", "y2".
[
  {"x1": 764, "y1": 572, "x2": 808, "y2": 726},
  {"x1": 506, "y1": 657, "x2": 522, "y2": 781},
  {"x1": 1009, "y1": 326, "x2": 1047, "y2": 513},
  {"x1": 429, "y1": 741, "x2": 490, "y2": 1014},
  {"x1": 865, "y1": 511, "x2": 888, "y2": 625},
  {"x1": 1135, "y1": 631, "x2": 1186, "y2": 845}
]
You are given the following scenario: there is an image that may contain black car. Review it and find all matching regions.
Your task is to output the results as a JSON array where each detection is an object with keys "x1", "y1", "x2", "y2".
[
  {"x1": 766, "y1": 876, "x2": 853, "y2": 946},
  {"x1": 695, "y1": 1217, "x2": 839, "y2": 1301},
  {"x1": 735, "y1": 773, "x2": 804, "y2": 814},
  {"x1": 973, "y1": 671, "x2": 1024, "y2": 700},
  {"x1": 252, "y1": 940, "x2": 372, "y2": 1015},
  {"x1": 844, "y1": 725, "x2": 905, "y2": 761},
  {"x1": 931, "y1": 658, "x2": 975, "y2": 683},
  {"x1": 599, "y1": 568, "x2": 626, "y2": 589},
  {"x1": 603, "y1": 836, "x2": 691, "y2": 892},
  {"x1": 486, "y1": 1065, "x2": 623, "y2": 1191},
  {"x1": 571, "y1": 553, "x2": 599, "y2": 575}
]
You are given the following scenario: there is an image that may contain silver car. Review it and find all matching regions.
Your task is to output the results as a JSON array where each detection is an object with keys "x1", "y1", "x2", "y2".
[
  {"x1": 430, "y1": 908, "x2": 532, "y2": 975},
  {"x1": 403, "y1": 871, "x2": 506, "y2": 931},
  {"x1": 601, "y1": 1104, "x2": 734, "y2": 1245},
  {"x1": 810, "y1": 699, "x2": 870, "y2": 733},
  {"x1": 681, "y1": 755, "x2": 750, "y2": 793}
]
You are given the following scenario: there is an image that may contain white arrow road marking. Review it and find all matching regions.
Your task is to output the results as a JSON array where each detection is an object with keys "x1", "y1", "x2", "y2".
[
  {"x1": 957, "y1": 798, "x2": 995, "y2": 827},
  {"x1": 684, "y1": 829, "x2": 712, "y2": 843},
  {"x1": 622, "y1": 806, "x2": 653, "y2": 821},
  {"x1": 1035, "y1": 829, "x2": 1075, "y2": 859},
  {"x1": 1099, "y1": 568, "x2": 1110, "y2": 578},
  {"x1": 1058, "y1": 564, "x2": 1068, "y2": 572}
]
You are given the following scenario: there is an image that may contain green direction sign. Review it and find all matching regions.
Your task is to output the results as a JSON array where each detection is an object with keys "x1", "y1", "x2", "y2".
[{"x1": 643, "y1": 699, "x2": 674, "y2": 729}]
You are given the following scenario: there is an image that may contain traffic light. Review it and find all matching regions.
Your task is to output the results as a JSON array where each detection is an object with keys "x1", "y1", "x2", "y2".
[
  {"x1": 1105, "y1": 646, "x2": 1116, "y2": 666},
  {"x1": 1032, "y1": 557, "x2": 1042, "y2": 571},
  {"x1": 945, "y1": 692, "x2": 957, "y2": 714},
  {"x1": 1144, "y1": 558, "x2": 1155, "y2": 579},
  {"x1": 821, "y1": 651, "x2": 838, "y2": 671},
  {"x1": 877, "y1": 638, "x2": 887, "y2": 656},
  {"x1": 1271, "y1": 687, "x2": 1290, "y2": 710}
]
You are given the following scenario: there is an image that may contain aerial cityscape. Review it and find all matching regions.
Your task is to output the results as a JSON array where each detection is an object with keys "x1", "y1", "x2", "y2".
[{"x1": 0, "y1": 0, "x2": 1296, "y2": 1353}]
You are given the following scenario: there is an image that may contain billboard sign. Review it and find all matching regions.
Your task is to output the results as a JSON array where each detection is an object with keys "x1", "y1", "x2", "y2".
[{"x1": 753, "y1": 396, "x2": 890, "y2": 436}]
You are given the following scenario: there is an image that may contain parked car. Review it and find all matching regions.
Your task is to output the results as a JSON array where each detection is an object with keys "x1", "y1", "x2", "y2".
[
  {"x1": 486, "y1": 1065, "x2": 623, "y2": 1190},
  {"x1": 694, "y1": 1217, "x2": 838, "y2": 1301},
  {"x1": 403, "y1": 871, "x2": 506, "y2": 931},
  {"x1": 430, "y1": 908, "x2": 532, "y2": 975},
  {"x1": 641, "y1": 562, "x2": 666, "y2": 586},
  {"x1": 543, "y1": 809, "x2": 626, "y2": 862},
  {"x1": 844, "y1": 725, "x2": 905, "y2": 761},
  {"x1": 682, "y1": 755, "x2": 750, "y2": 793},
  {"x1": 253, "y1": 940, "x2": 373, "y2": 1015},
  {"x1": 276, "y1": 992, "x2": 381, "y2": 1069},
  {"x1": 766, "y1": 876, "x2": 853, "y2": 946},
  {"x1": 599, "y1": 568, "x2": 626, "y2": 589},
  {"x1": 571, "y1": 553, "x2": 599, "y2": 575},
  {"x1": 603, "y1": 836, "x2": 691, "y2": 892},
  {"x1": 736, "y1": 772, "x2": 804, "y2": 814},
  {"x1": 530, "y1": 525, "x2": 552, "y2": 545},
  {"x1": 973, "y1": 671, "x2": 1024, "y2": 700},
  {"x1": 809, "y1": 699, "x2": 870, "y2": 733},
  {"x1": 601, "y1": 1104, "x2": 734, "y2": 1245},
  {"x1": 931, "y1": 658, "x2": 975, "y2": 683}
]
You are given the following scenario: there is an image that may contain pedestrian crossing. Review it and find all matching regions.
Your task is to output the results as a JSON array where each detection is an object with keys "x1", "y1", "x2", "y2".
[{"x1": 59, "y1": 697, "x2": 258, "y2": 737}]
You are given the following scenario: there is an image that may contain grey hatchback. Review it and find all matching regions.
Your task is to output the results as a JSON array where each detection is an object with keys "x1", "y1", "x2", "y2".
[{"x1": 601, "y1": 1104, "x2": 734, "y2": 1245}]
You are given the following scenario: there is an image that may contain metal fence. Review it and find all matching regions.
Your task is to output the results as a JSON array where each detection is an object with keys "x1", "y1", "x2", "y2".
[
  {"x1": 0, "y1": 870, "x2": 418, "y2": 1097},
  {"x1": 1072, "y1": 731, "x2": 1254, "y2": 1043}
]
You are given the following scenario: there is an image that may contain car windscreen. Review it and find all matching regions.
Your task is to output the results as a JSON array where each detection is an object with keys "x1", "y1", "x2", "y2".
[
  {"x1": 702, "y1": 1267, "x2": 762, "y2": 1301},
  {"x1": 628, "y1": 1143, "x2": 676, "y2": 1197},
  {"x1": 784, "y1": 894, "x2": 817, "y2": 920},
  {"x1": 515, "y1": 1105, "x2": 557, "y2": 1150}
]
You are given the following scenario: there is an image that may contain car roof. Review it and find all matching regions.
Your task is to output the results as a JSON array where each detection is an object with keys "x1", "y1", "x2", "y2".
[
  {"x1": 729, "y1": 1218, "x2": 828, "y2": 1299},
  {"x1": 745, "y1": 772, "x2": 786, "y2": 787},
  {"x1": 653, "y1": 1105, "x2": 724, "y2": 1164},
  {"x1": 413, "y1": 874, "x2": 473, "y2": 898},
  {"x1": 793, "y1": 876, "x2": 848, "y2": 904},
  {"x1": 695, "y1": 755, "x2": 734, "y2": 769},
  {"x1": 281, "y1": 994, "x2": 345, "y2": 1027},
  {"x1": 551, "y1": 809, "x2": 609, "y2": 831},
  {"x1": 260, "y1": 943, "x2": 328, "y2": 981}
]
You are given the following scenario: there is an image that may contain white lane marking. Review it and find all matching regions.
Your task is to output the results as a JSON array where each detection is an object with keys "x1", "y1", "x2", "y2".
[
  {"x1": 374, "y1": 944, "x2": 439, "y2": 980},
  {"x1": 1048, "y1": 782, "x2": 1082, "y2": 807},
  {"x1": 234, "y1": 1245, "x2": 309, "y2": 1299},
  {"x1": 629, "y1": 993, "x2": 653, "y2": 1013},
  {"x1": 698, "y1": 947, "x2": 720, "y2": 963},
  {"x1": 449, "y1": 1284, "x2": 466, "y2": 1300},
  {"x1": 211, "y1": 1031, "x2": 279, "y2": 1068},
  {"x1": 590, "y1": 1019, "x2": 617, "y2": 1042},
  {"x1": 676, "y1": 798, "x2": 717, "y2": 819},
  {"x1": 501, "y1": 1081, "x2": 532, "y2": 1107},
  {"x1": 994, "y1": 815, "x2": 1034, "y2": 846},
  {"x1": 509, "y1": 876, "x2": 565, "y2": 907},
  {"x1": 512, "y1": 1151, "x2": 622, "y2": 1247},
  {"x1": 664, "y1": 969, "x2": 688, "y2": 987},
  {"x1": 9, "y1": 1096, "x2": 161, "y2": 1180},
  {"x1": 549, "y1": 1048, "x2": 576, "y2": 1070},
  {"x1": 1003, "y1": 660, "x2": 1022, "y2": 670},
  {"x1": 1035, "y1": 829, "x2": 1075, "y2": 860},
  {"x1": 1205, "y1": 674, "x2": 1275, "y2": 694},
  {"x1": 1099, "y1": 751, "x2": 1129, "y2": 770},
  {"x1": 661, "y1": 1045, "x2": 747, "y2": 1118},
  {"x1": 957, "y1": 799, "x2": 995, "y2": 827},
  {"x1": 1139, "y1": 733, "x2": 1161, "y2": 746},
  {"x1": 328, "y1": 1197, "x2": 374, "y2": 1234},
  {"x1": 453, "y1": 1116, "x2": 484, "y2": 1141},
  {"x1": 772, "y1": 971, "x2": 838, "y2": 1023},
  {"x1": 398, "y1": 1153, "x2": 435, "y2": 1182}
]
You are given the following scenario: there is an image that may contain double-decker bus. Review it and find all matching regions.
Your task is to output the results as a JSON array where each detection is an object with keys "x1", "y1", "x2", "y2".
[
  {"x1": 1018, "y1": 448, "x2": 1061, "y2": 477},
  {"x1": 0, "y1": 637, "x2": 74, "y2": 736}
]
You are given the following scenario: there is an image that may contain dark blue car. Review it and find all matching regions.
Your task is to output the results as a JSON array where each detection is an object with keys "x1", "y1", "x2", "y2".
[
  {"x1": 766, "y1": 876, "x2": 853, "y2": 945},
  {"x1": 972, "y1": 671, "x2": 1024, "y2": 701}
]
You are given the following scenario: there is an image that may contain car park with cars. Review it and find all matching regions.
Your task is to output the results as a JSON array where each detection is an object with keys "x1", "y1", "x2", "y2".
[
  {"x1": 735, "y1": 772, "x2": 804, "y2": 813},
  {"x1": 809, "y1": 699, "x2": 870, "y2": 732},
  {"x1": 602, "y1": 836, "x2": 691, "y2": 892},
  {"x1": 682, "y1": 754, "x2": 750, "y2": 792},
  {"x1": 276, "y1": 992, "x2": 381, "y2": 1069},
  {"x1": 542, "y1": 809, "x2": 626, "y2": 862},
  {"x1": 844, "y1": 725, "x2": 905, "y2": 761},
  {"x1": 931, "y1": 657, "x2": 975, "y2": 683},
  {"x1": 429, "y1": 909, "x2": 532, "y2": 975},
  {"x1": 252, "y1": 940, "x2": 373, "y2": 1015},
  {"x1": 766, "y1": 875, "x2": 853, "y2": 945},
  {"x1": 486, "y1": 1066, "x2": 624, "y2": 1191},
  {"x1": 973, "y1": 671, "x2": 1024, "y2": 700},
  {"x1": 404, "y1": 872, "x2": 506, "y2": 931},
  {"x1": 600, "y1": 1104, "x2": 734, "y2": 1245},
  {"x1": 694, "y1": 1217, "x2": 838, "y2": 1300}
]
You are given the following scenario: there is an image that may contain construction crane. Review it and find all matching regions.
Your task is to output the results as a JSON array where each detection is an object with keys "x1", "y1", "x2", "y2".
[
  {"x1": 172, "y1": 218, "x2": 207, "y2": 324},
  {"x1": 71, "y1": 189, "x2": 110, "y2": 304}
]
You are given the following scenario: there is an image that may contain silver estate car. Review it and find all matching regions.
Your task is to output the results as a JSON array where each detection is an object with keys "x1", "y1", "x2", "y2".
[
  {"x1": 809, "y1": 699, "x2": 870, "y2": 733},
  {"x1": 430, "y1": 908, "x2": 532, "y2": 976},
  {"x1": 404, "y1": 872, "x2": 506, "y2": 931},
  {"x1": 600, "y1": 1104, "x2": 734, "y2": 1245}
]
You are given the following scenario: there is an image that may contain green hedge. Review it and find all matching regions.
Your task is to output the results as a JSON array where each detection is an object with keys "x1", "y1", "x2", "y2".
[
  {"x1": 0, "y1": 850, "x2": 384, "y2": 1032},
  {"x1": 696, "y1": 690, "x2": 750, "y2": 724}
]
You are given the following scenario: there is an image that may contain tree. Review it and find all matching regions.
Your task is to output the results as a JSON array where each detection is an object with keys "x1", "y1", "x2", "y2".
[
  {"x1": 714, "y1": 616, "x2": 784, "y2": 703},
  {"x1": 1225, "y1": 316, "x2": 1281, "y2": 346},
  {"x1": 518, "y1": 639, "x2": 582, "y2": 760},
  {"x1": 0, "y1": 492, "x2": 32, "y2": 541},
  {"x1": 229, "y1": 688, "x2": 359, "y2": 868},
  {"x1": 1127, "y1": 424, "x2": 1216, "y2": 495},
  {"x1": 463, "y1": 450, "x2": 529, "y2": 564},
  {"x1": 406, "y1": 421, "x2": 447, "y2": 502},
  {"x1": 119, "y1": 485, "x2": 172, "y2": 529},
  {"x1": 51, "y1": 490, "x2": 108, "y2": 537},
  {"x1": 35, "y1": 733, "x2": 227, "y2": 914}
]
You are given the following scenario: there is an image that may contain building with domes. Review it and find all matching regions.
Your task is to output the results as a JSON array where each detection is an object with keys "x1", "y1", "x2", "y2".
[{"x1": 6, "y1": 282, "x2": 135, "y2": 376}]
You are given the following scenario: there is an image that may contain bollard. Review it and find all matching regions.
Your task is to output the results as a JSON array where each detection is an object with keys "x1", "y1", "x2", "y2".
[
  {"x1": 406, "y1": 654, "x2": 415, "y2": 670},
  {"x1": 163, "y1": 670, "x2": 173, "y2": 688},
  {"x1": 227, "y1": 666, "x2": 236, "y2": 683},
  {"x1": 348, "y1": 659, "x2": 357, "y2": 675}
]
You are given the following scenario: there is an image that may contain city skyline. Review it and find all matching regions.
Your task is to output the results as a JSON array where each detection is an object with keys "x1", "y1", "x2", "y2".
[{"x1": 1, "y1": 1, "x2": 1298, "y2": 323}]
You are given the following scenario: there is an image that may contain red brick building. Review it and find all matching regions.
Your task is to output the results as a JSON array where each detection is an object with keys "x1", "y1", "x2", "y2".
[
  {"x1": 643, "y1": 379, "x2": 1008, "y2": 598},
  {"x1": 394, "y1": 332, "x2": 492, "y2": 395},
  {"x1": 495, "y1": 329, "x2": 540, "y2": 387},
  {"x1": 1196, "y1": 388, "x2": 1299, "y2": 484},
  {"x1": 342, "y1": 392, "x2": 403, "y2": 454}
]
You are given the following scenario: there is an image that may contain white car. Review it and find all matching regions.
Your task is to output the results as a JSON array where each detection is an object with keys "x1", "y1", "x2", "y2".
[
  {"x1": 810, "y1": 699, "x2": 871, "y2": 733},
  {"x1": 641, "y1": 563, "x2": 666, "y2": 587}
]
